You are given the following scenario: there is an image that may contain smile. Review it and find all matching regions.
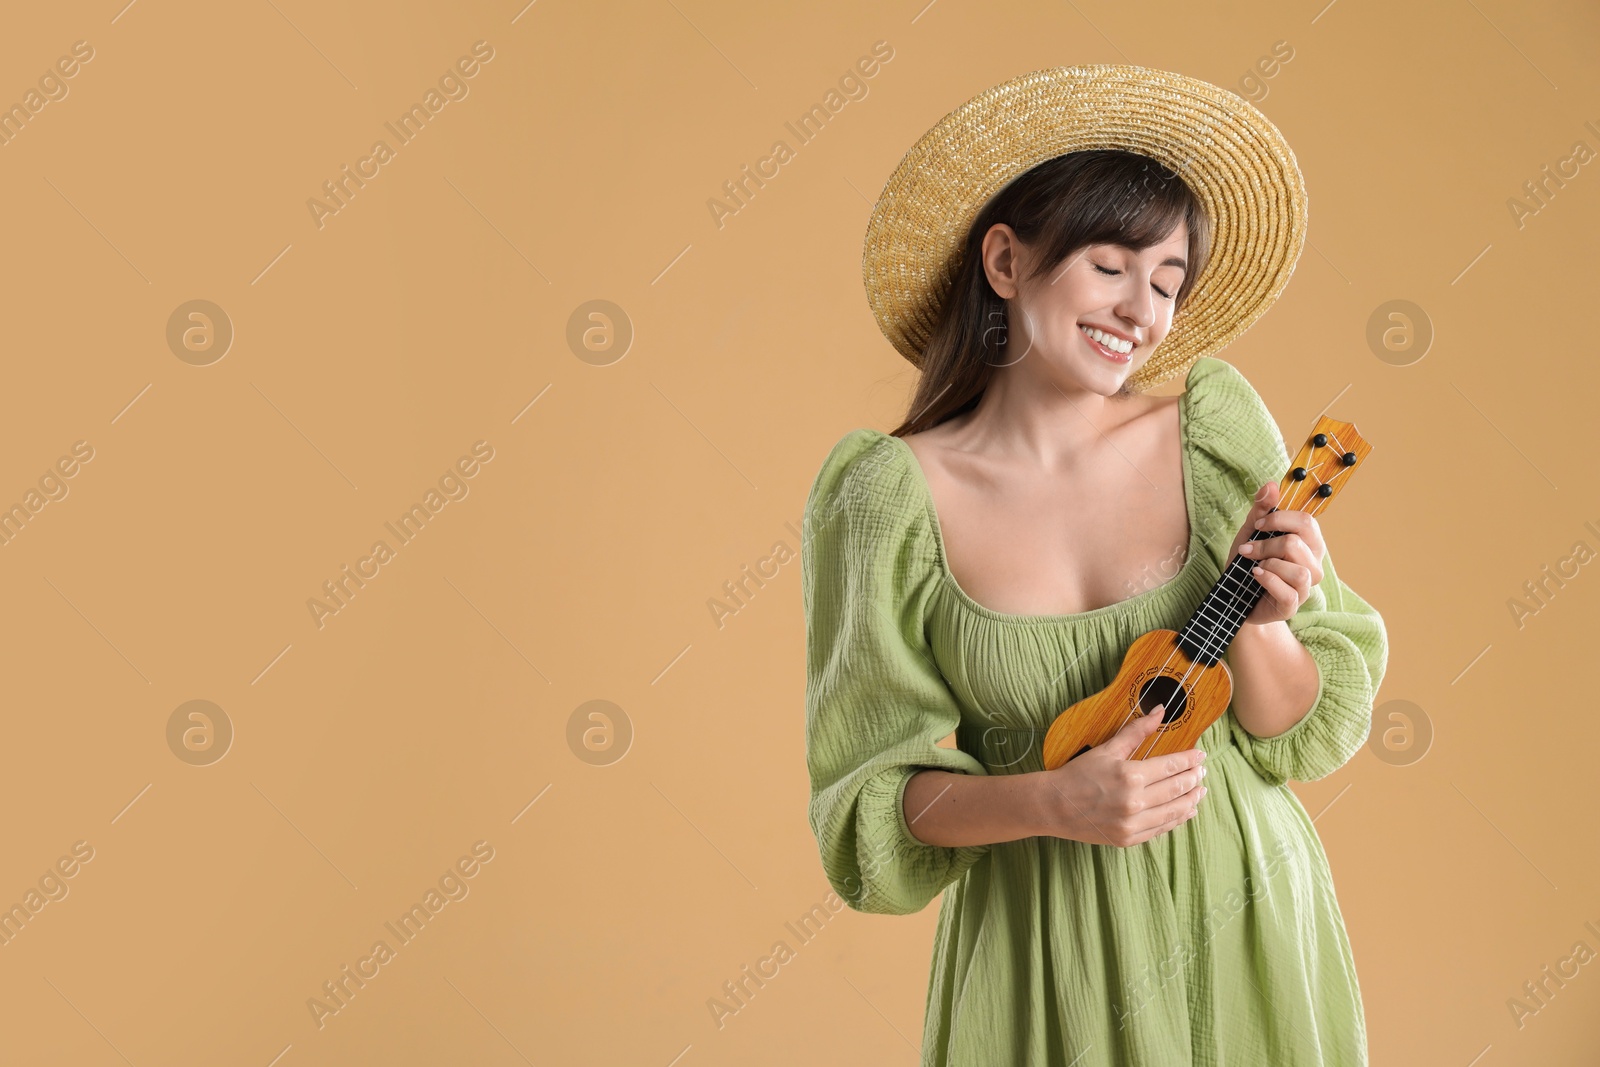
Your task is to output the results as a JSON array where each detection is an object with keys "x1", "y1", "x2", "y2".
[{"x1": 1079, "y1": 324, "x2": 1135, "y2": 362}]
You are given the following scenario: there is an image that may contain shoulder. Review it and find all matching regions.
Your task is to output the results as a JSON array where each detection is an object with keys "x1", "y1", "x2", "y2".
[
  {"x1": 1182, "y1": 356, "x2": 1291, "y2": 486},
  {"x1": 805, "y1": 428, "x2": 916, "y2": 521},
  {"x1": 1183, "y1": 356, "x2": 1278, "y2": 444},
  {"x1": 802, "y1": 428, "x2": 932, "y2": 561}
]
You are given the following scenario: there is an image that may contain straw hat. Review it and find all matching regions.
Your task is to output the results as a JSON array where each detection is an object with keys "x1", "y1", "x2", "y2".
[{"x1": 862, "y1": 64, "x2": 1308, "y2": 391}]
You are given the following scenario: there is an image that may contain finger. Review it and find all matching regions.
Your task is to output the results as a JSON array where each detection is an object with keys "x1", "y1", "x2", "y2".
[
  {"x1": 1281, "y1": 538, "x2": 1322, "y2": 585},
  {"x1": 1103, "y1": 705, "x2": 1168, "y2": 758},
  {"x1": 1254, "y1": 508, "x2": 1316, "y2": 536},
  {"x1": 1240, "y1": 534, "x2": 1321, "y2": 581},
  {"x1": 1252, "y1": 514, "x2": 1321, "y2": 554},
  {"x1": 1249, "y1": 561, "x2": 1302, "y2": 609},
  {"x1": 1295, "y1": 514, "x2": 1326, "y2": 560},
  {"x1": 1126, "y1": 809, "x2": 1189, "y2": 847},
  {"x1": 1145, "y1": 760, "x2": 1206, "y2": 804},
  {"x1": 1239, "y1": 531, "x2": 1304, "y2": 563},
  {"x1": 1235, "y1": 483, "x2": 1276, "y2": 529},
  {"x1": 1131, "y1": 782, "x2": 1207, "y2": 837},
  {"x1": 1241, "y1": 485, "x2": 1279, "y2": 534},
  {"x1": 1258, "y1": 558, "x2": 1312, "y2": 599},
  {"x1": 1233, "y1": 484, "x2": 1286, "y2": 555},
  {"x1": 1155, "y1": 747, "x2": 1206, "y2": 780},
  {"x1": 1269, "y1": 536, "x2": 1324, "y2": 586}
]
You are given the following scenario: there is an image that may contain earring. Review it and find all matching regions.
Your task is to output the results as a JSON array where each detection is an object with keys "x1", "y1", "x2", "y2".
[{"x1": 980, "y1": 303, "x2": 1006, "y2": 362}]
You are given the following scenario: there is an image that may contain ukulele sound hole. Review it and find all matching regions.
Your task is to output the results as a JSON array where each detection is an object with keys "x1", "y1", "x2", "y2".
[{"x1": 1137, "y1": 676, "x2": 1189, "y2": 724}]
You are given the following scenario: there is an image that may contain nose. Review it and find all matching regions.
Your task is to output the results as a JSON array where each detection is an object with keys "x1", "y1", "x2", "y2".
[{"x1": 1114, "y1": 275, "x2": 1158, "y2": 331}]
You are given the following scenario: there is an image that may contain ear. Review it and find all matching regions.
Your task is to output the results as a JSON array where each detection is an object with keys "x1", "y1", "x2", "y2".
[{"x1": 980, "y1": 223, "x2": 1027, "y2": 299}]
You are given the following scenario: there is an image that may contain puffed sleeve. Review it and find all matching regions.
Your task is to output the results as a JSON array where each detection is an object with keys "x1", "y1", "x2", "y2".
[
  {"x1": 802, "y1": 429, "x2": 992, "y2": 915},
  {"x1": 1183, "y1": 358, "x2": 1391, "y2": 787}
]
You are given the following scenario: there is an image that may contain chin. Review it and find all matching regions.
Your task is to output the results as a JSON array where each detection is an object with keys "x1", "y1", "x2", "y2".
[
  {"x1": 1083, "y1": 354, "x2": 1134, "y2": 393},
  {"x1": 1119, "y1": 355, "x2": 1163, "y2": 396},
  {"x1": 1043, "y1": 342, "x2": 1135, "y2": 397},
  {"x1": 1072, "y1": 359, "x2": 1125, "y2": 393}
]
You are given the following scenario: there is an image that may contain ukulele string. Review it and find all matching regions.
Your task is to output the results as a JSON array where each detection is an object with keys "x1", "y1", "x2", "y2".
[
  {"x1": 1110, "y1": 512, "x2": 1298, "y2": 757},
  {"x1": 1165, "y1": 432, "x2": 1352, "y2": 701},
  {"x1": 1129, "y1": 470, "x2": 1348, "y2": 760},
  {"x1": 1058, "y1": 428, "x2": 1351, "y2": 760},
  {"x1": 1111, "y1": 470, "x2": 1319, "y2": 742},
  {"x1": 1124, "y1": 436, "x2": 1353, "y2": 761},
  {"x1": 1129, "y1": 455, "x2": 1349, "y2": 760},
  {"x1": 1127, "y1": 487, "x2": 1329, "y2": 761}
]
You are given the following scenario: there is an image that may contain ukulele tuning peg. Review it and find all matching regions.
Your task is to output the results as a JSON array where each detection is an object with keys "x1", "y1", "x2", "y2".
[
  {"x1": 1312, "y1": 433, "x2": 1328, "y2": 447},
  {"x1": 1290, "y1": 467, "x2": 1307, "y2": 481},
  {"x1": 1342, "y1": 452, "x2": 1358, "y2": 466}
]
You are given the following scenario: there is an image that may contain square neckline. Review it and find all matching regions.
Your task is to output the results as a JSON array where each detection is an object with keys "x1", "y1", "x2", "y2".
[{"x1": 881, "y1": 387, "x2": 1206, "y2": 625}]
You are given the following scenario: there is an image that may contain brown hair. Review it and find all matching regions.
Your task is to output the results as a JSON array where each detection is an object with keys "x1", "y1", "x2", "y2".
[{"x1": 889, "y1": 149, "x2": 1212, "y2": 438}]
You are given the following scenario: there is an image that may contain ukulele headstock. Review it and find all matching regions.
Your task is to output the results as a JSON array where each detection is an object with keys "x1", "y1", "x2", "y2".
[{"x1": 1278, "y1": 416, "x2": 1372, "y2": 516}]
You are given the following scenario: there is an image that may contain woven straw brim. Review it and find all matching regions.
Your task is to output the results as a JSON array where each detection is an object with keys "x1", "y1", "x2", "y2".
[{"x1": 862, "y1": 64, "x2": 1308, "y2": 391}]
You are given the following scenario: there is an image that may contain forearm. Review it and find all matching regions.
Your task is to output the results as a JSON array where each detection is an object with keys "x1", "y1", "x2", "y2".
[
  {"x1": 1227, "y1": 618, "x2": 1320, "y2": 738},
  {"x1": 902, "y1": 768, "x2": 1048, "y2": 848}
]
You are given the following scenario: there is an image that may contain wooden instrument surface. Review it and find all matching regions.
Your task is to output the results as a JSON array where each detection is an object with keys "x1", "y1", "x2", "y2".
[{"x1": 1040, "y1": 415, "x2": 1372, "y2": 769}]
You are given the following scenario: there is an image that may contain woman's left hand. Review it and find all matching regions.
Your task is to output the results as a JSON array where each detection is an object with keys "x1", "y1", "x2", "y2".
[{"x1": 1228, "y1": 480, "x2": 1326, "y2": 625}]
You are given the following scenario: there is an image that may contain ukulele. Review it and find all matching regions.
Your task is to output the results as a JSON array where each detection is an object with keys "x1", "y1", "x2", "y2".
[{"x1": 1040, "y1": 416, "x2": 1373, "y2": 769}]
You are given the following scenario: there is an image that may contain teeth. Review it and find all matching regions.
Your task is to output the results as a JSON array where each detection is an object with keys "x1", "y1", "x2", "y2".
[{"x1": 1079, "y1": 324, "x2": 1134, "y2": 354}]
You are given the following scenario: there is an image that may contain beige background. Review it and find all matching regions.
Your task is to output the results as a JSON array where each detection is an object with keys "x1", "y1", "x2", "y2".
[{"x1": 0, "y1": 0, "x2": 1595, "y2": 1063}]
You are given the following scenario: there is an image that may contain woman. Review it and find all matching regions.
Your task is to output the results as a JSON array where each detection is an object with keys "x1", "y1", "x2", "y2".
[{"x1": 802, "y1": 67, "x2": 1388, "y2": 1065}]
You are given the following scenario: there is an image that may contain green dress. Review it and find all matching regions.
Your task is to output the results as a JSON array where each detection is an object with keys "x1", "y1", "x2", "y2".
[{"x1": 801, "y1": 357, "x2": 1389, "y2": 1066}]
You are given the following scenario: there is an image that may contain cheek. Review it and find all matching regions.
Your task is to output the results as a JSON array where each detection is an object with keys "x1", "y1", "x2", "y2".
[
  {"x1": 1049, "y1": 310, "x2": 1086, "y2": 354},
  {"x1": 1014, "y1": 291, "x2": 1063, "y2": 347},
  {"x1": 1147, "y1": 310, "x2": 1178, "y2": 348}
]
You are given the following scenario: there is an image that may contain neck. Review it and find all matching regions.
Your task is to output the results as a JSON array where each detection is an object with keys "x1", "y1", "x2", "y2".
[{"x1": 955, "y1": 361, "x2": 1142, "y2": 466}]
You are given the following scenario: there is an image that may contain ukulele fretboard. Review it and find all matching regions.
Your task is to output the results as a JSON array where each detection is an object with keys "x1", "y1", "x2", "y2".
[{"x1": 1176, "y1": 524, "x2": 1283, "y2": 665}]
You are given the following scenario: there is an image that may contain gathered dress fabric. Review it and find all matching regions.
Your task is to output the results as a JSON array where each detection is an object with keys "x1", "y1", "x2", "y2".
[{"x1": 801, "y1": 357, "x2": 1389, "y2": 1066}]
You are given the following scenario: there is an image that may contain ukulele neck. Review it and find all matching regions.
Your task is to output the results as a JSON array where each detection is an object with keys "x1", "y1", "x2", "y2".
[
  {"x1": 1175, "y1": 513, "x2": 1286, "y2": 666},
  {"x1": 1172, "y1": 416, "x2": 1372, "y2": 665}
]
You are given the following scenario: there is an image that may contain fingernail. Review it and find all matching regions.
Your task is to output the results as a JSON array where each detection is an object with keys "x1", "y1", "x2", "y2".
[{"x1": 1200, "y1": 765, "x2": 1208, "y2": 778}]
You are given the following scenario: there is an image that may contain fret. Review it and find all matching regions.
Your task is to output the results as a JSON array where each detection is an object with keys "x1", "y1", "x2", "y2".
[{"x1": 1176, "y1": 538, "x2": 1278, "y2": 664}]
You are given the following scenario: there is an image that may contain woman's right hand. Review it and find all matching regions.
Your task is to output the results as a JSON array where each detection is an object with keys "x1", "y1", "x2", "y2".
[{"x1": 1033, "y1": 706, "x2": 1208, "y2": 847}]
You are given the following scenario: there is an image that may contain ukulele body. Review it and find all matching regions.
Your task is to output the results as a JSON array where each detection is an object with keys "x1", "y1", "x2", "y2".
[
  {"x1": 1040, "y1": 629, "x2": 1234, "y2": 768},
  {"x1": 1039, "y1": 413, "x2": 1372, "y2": 772}
]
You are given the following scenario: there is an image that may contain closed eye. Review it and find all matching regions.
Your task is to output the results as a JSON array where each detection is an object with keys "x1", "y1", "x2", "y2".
[{"x1": 1094, "y1": 262, "x2": 1174, "y2": 300}]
